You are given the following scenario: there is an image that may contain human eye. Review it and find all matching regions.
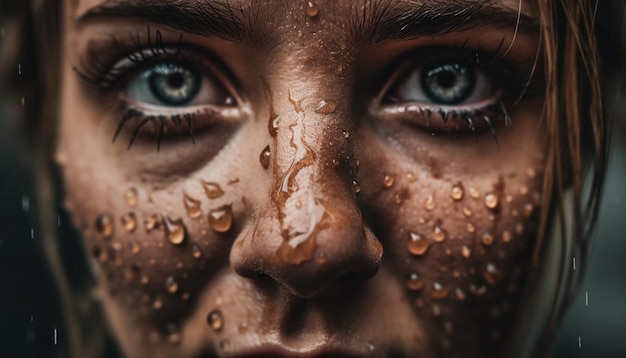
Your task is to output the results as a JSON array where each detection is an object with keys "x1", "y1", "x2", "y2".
[
  {"x1": 74, "y1": 29, "x2": 240, "y2": 151},
  {"x1": 377, "y1": 46, "x2": 532, "y2": 139}
]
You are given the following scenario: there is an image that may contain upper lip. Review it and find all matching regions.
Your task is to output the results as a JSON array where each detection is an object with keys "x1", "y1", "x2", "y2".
[{"x1": 220, "y1": 341, "x2": 370, "y2": 358}]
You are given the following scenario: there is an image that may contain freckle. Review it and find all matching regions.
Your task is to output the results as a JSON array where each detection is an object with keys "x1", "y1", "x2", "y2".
[
  {"x1": 208, "y1": 205, "x2": 233, "y2": 233},
  {"x1": 461, "y1": 245, "x2": 471, "y2": 258},
  {"x1": 149, "y1": 259, "x2": 157, "y2": 266},
  {"x1": 515, "y1": 223, "x2": 524, "y2": 235},
  {"x1": 163, "y1": 216, "x2": 186, "y2": 245},
  {"x1": 183, "y1": 193, "x2": 202, "y2": 219},
  {"x1": 157, "y1": 241, "x2": 164, "y2": 248},
  {"x1": 484, "y1": 193, "x2": 499, "y2": 210},
  {"x1": 468, "y1": 187, "x2": 480, "y2": 199},
  {"x1": 406, "y1": 172, "x2": 417, "y2": 182},
  {"x1": 450, "y1": 184, "x2": 464, "y2": 201},
  {"x1": 315, "y1": 100, "x2": 336, "y2": 114},
  {"x1": 306, "y1": 1, "x2": 319, "y2": 17},
  {"x1": 152, "y1": 298, "x2": 163, "y2": 310},
  {"x1": 202, "y1": 180, "x2": 224, "y2": 199},
  {"x1": 383, "y1": 174, "x2": 395, "y2": 188},
  {"x1": 201, "y1": 229, "x2": 207, "y2": 236},
  {"x1": 207, "y1": 309, "x2": 224, "y2": 332},
  {"x1": 121, "y1": 212, "x2": 137, "y2": 232},
  {"x1": 424, "y1": 194, "x2": 436, "y2": 211},
  {"x1": 95, "y1": 213, "x2": 114, "y2": 239},
  {"x1": 462, "y1": 207, "x2": 472, "y2": 217},
  {"x1": 259, "y1": 145, "x2": 271, "y2": 169},
  {"x1": 484, "y1": 263, "x2": 504, "y2": 285},
  {"x1": 453, "y1": 270, "x2": 461, "y2": 278},
  {"x1": 111, "y1": 241, "x2": 122, "y2": 251},
  {"x1": 520, "y1": 186, "x2": 529, "y2": 196},
  {"x1": 407, "y1": 232, "x2": 430, "y2": 256},
  {"x1": 432, "y1": 304, "x2": 442, "y2": 317},
  {"x1": 481, "y1": 232, "x2": 495, "y2": 246},
  {"x1": 182, "y1": 292, "x2": 190, "y2": 301},
  {"x1": 129, "y1": 241, "x2": 141, "y2": 254},
  {"x1": 406, "y1": 273, "x2": 424, "y2": 291},
  {"x1": 455, "y1": 288, "x2": 466, "y2": 300},
  {"x1": 123, "y1": 269, "x2": 134, "y2": 283},
  {"x1": 431, "y1": 282, "x2": 449, "y2": 299},
  {"x1": 466, "y1": 222, "x2": 475, "y2": 233},
  {"x1": 145, "y1": 214, "x2": 162, "y2": 232},
  {"x1": 192, "y1": 244, "x2": 202, "y2": 259},
  {"x1": 124, "y1": 188, "x2": 138, "y2": 206},
  {"x1": 176, "y1": 262, "x2": 184, "y2": 269},
  {"x1": 523, "y1": 203, "x2": 534, "y2": 217},
  {"x1": 432, "y1": 226, "x2": 446, "y2": 242},
  {"x1": 352, "y1": 180, "x2": 361, "y2": 193},
  {"x1": 148, "y1": 331, "x2": 161, "y2": 344},
  {"x1": 165, "y1": 276, "x2": 179, "y2": 294}
]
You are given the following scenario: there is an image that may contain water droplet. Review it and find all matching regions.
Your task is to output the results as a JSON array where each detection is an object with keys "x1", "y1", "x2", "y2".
[
  {"x1": 163, "y1": 216, "x2": 186, "y2": 245},
  {"x1": 219, "y1": 339, "x2": 231, "y2": 352},
  {"x1": 484, "y1": 193, "x2": 499, "y2": 210},
  {"x1": 92, "y1": 246, "x2": 106, "y2": 262},
  {"x1": 124, "y1": 188, "x2": 138, "y2": 206},
  {"x1": 523, "y1": 203, "x2": 534, "y2": 217},
  {"x1": 515, "y1": 223, "x2": 524, "y2": 235},
  {"x1": 431, "y1": 282, "x2": 449, "y2": 299},
  {"x1": 468, "y1": 187, "x2": 480, "y2": 198},
  {"x1": 481, "y1": 232, "x2": 494, "y2": 246},
  {"x1": 166, "y1": 324, "x2": 180, "y2": 344},
  {"x1": 444, "y1": 321, "x2": 454, "y2": 335},
  {"x1": 201, "y1": 180, "x2": 224, "y2": 199},
  {"x1": 141, "y1": 274, "x2": 150, "y2": 285},
  {"x1": 461, "y1": 245, "x2": 471, "y2": 258},
  {"x1": 165, "y1": 276, "x2": 179, "y2": 294},
  {"x1": 95, "y1": 213, "x2": 114, "y2": 238},
  {"x1": 462, "y1": 207, "x2": 472, "y2": 217},
  {"x1": 432, "y1": 226, "x2": 446, "y2": 242},
  {"x1": 484, "y1": 263, "x2": 504, "y2": 285},
  {"x1": 502, "y1": 230, "x2": 512, "y2": 243},
  {"x1": 153, "y1": 298, "x2": 163, "y2": 310},
  {"x1": 144, "y1": 214, "x2": 162, "y2": 232},
  {"x1": 352, "y1": 180, "x2": 361, "y2": 193},
  {"x1": 260, "y1": 145, "x2": 271, "y2": 169},
  {"x1": 181, "y1": 193, "x2": 202, "y2": 219},
  {"x1": 407, "y1": 232, "x2": 430, "y2": 256},
  {"x1": 505, "y1": 194, "x2": 513, "y2": 203},
  {"x1": 342, "y1": 130, "x2": 350, "y2": 139},
  {"x1": 383, "y1": 174, "x2": 395, "y2": 188},
  {"x1": 314, "y1": 100, "x2": 336, "y2": 114},
  {"x1": 406, "y1": 172, "x2": 417, "y2": 182},
  {"x1": 450, "y1": 185, "x2": 464, "y2": 200},
  {"x1": 406, "y1": 273, "x2": 424, "y2": 291},
  {"x1": 520, "y1": 186, "x2": 529, "y2": 196},
  {"x1": 192, "y1": 244, "x2": 202, "y2": 259},
  {"x1": 111, "y1": 241, "x2": 122, "y2": 251},
  {"x1": 306, "y1": 2, "x2": 319, "y2": 17},
  {"x1": 455, "y1": 288, "x2": 466, "y2": 300},
  {"x1": 466, "y1": 222, "x2": 475, "y2": 233},
  {"x1": 129, "y1": 241, "x2": 141, "y2": 254},
  {"x1": 121, "y1": 212, "x2": 137, "y2": 232},
  {"x1": 424, "y1": 195, "x2": 436, "y2": 211},
  {"x1": 208, "y1": 205, "x2": 233, "y2": 233},
  {"x1": 469, "y1": 284, "x2": 487, "y2": 296},
  {"x1": 432, "y1": 304, "x2": 441, "y2": 317},
  {"x1": 526, "y1": 168, "x2": 537, "y2": 178},
  {"x1": 207, "y1": 309, "x2": 224, "y2": 332}
]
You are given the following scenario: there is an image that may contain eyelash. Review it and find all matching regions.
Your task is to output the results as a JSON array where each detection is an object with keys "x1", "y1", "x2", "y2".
[{"x1": 74, "y1": 28, "x2": 224, "y2": 151}]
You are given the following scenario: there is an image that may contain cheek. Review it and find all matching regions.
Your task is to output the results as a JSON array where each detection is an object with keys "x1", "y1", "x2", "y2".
[{"x1": 356, "y1": 145, "x2": 545, "y2": 352}]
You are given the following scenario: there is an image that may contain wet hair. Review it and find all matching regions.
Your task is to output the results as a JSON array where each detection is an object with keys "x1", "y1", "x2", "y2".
[{"x1": 0, "y1": 0, "x2": 621, "y2": 357}]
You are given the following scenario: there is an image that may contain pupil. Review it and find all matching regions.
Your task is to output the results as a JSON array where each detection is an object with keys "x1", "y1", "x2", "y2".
[
  {"x1": 436, "y1": 71, "x2": 456, "y2": 89},
  {"x1": 167, "y1": 73, "x2": 185, "y2": 89}
]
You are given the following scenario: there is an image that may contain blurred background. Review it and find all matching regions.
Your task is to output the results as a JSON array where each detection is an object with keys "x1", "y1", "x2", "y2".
[{"x1": 1, "y1": 2, "x2": 625, "y2": 357}]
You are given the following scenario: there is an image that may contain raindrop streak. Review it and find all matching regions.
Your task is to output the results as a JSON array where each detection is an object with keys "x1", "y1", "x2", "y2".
[
  {"x1": 163, "y1": 216, "x2": 186, "y2": 245},
  {"x1": 22, "y1": 196, "x2": 29, "y2": 212},
  {"x1": 406, "y1": 273, "x2": 424, "y2": 291},
  {"x1": 260, "y1": 145, "x2": 271, "y2": 169},
  {"x1": 481, "y1": 232, "x2": 495, "y2": 246},
  {"x1": 432, "y1": 226, "x2": 446, "y2": 242},
  {"x1": 31, "y1": 228, "x2": 34, "y2": 240},
  {"x1": 383, "y1": 175, "x2": 395, "y2": 188},
  {"x1": 145, "y1": 214, "x2": 162, "y2": 232},
  {"x1": 202, "y1": 180, "x2": 224, "y2": 199},
  {"x1": 53, "y1": 327, "x2": 57, "y2": 346},
  {"x1": 450, "y1": 185, "x2": 464, "y2": 201},
  {"x1": 124, "y1": 188, "x2": 138, "y2": 206},
  {"x1": 315, "y1": 100, "x2": 336, "y2": 114},
  {"x1": 121, "y1": 212, "x2": 137, "y2": 232},
  {"x1": 352, "y1": 180, "x2": 361, "y2": 193},
  {"x1": 423, "y1": 195, "x2": 436, "y2": 211},
  {"x1": 585, "y1": 291, "x2": 588, "y2": 306},
  {"x1": 573, "y1": 256, "x2": 576, "y2": 271},
  {"x1": 407, "y1": 232, "x2": 430, "y2": 256},
  {"x1": 165, "y1": 276, "x2": 179, "y2": 294},
  {"x1": 484, "y1": 193, "x2": 499, "y2": 210},
  {"x1": 484, "y1": 263, "x2": 503, "y2": 285},
  {"x1": 207, "y1": 309, "x2": 224, "y2": 332},
  {"x1": 183, "y1": 193, "x2": 202, "y2": 219},
  {"x1": 208, "y1": 205, "x2": 233, "y2": 233},
  {"x1": 578, "y1": 336, "x2": 581, "y2": 348},
  {"x1": 306, "y1": 2, "x2": 320, "y2": 17},
  {"x1": 95, "y1": 213, "x2": 114, "y2": 238}
]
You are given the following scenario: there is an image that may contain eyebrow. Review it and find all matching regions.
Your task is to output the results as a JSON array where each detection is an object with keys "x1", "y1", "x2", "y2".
[{"x1": 76, "y1": 0, "x2": 539, "y2": 44}]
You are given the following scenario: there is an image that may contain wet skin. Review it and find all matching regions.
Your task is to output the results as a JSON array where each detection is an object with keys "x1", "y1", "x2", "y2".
[{"x1": 58, "y1": 0, "x2": 546, "y2": 357}]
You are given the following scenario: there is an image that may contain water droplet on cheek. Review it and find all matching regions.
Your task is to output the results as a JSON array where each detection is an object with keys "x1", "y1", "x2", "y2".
[
  {"x1": 144, "y1": 214, "x2": 162, "y2": 232},
  {"x1": 424, "y1": 195, "x2": 436, "y2": 211},
  {"x1": 431, "y1": 282, "x2": 449, "y2": 299},
  {"x1": 219, "y1": 339, "x2": 231, "y2": 352},
  {"x1": 466, "y1": 222, "x2": 475, "y2": 233},
  {"x1": 407, "y1": 232, "x2": 430, "y2": 256},
  {"x1": 208, "y1": 205, "x2": 233, "y2": 233},
  {"x1": 461, "y1": 245, "x2": 471, "y2": 258},
  {"x1": 455, "y1": 288, "x2": 466, "y2": 300},
  {"x1": 383, "y1": 175, "x2": 395, "y2": 188},
  {"x1": 484, "y1": 193, "x2": 499, "y2": 210},
  {"x1": 432, "y1": 226, "x2": 446, "y2": 242},
  {"x1": 95, "y1": 213, "x2": 114, "y2": 238},
  {"x1": 342, "y1": 130, "x2": 350, "y2": 139},
  {"x1": 406, "y1": 273, "x2": 424, "y2": 291},
  {"x1": 207, "y1": 309, "x2": 224, "y2": 332},
  {"x1": 192, "y1": 244, "x2": 202, "y2": 259},
  {"x1": 481, "y1": 232, "x2": 494, "y2": 246},
  {"x1": 314, "y1": 100, "x2": 336, "y2": 114},
  {"x1": 121, "y1": 212, "x2": 137, "y2": 232},
  {"x1": 130, "y1": 241, "x2": 141, "y2": 254},
  {"x1": 260, "y1": 145, "x2": 271, "y2": 169},
  {"x1": 202, "y1": 180, "x2": 224, "y2": 199},
  {"x1": 165, "y1": 276, "x2": 179, "y2": 294},
  {"x1": 484, "y1": 263, "x2": 503, "y2": 285},
  {"x1": 163, "y1": 216, "x2": 186, "y2": 245},
  {"x1": 352, "y1": 180, "x2": 361, "y2": 193},
  {"x1": 166, "y1": 324, "x2": 180, "y2": 344},
  {"x1": 450, "y1": 184, "x2": 464, "y2": 200},
  {"x1": 124, "y1": 188, "x2": 138, "y2": 206},
  {"x1": 502, "y1": 230, "x2": 512, "y2": 243},
  {"x1": 183, "y1": 193, "x2": 202, "y2": 219}
]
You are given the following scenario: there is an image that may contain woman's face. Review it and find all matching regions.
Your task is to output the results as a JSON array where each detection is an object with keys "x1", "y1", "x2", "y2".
[{"x1": 58, "y1": 0, "x2": 546, "y2": 356}]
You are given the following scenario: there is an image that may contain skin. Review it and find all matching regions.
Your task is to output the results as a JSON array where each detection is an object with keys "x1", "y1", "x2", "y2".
[{"x1": 58, "y1": 0, "x2": 547, "y2": 356}]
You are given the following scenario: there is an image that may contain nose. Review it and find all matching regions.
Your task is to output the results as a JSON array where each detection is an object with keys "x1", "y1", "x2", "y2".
[{"x1": 230, "y1": 85, "x2": 382, "y2": 298}]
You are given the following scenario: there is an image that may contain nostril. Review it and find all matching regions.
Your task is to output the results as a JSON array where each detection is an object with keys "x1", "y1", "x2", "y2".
[{"x1": 337, "y1": 271, "x2": 362, "y2": 283}]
